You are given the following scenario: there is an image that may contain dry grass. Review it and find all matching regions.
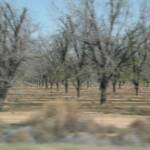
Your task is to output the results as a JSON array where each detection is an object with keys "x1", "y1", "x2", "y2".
[
  {"x1": 28, "y1": 100, "x2": 81, "y2": 125},
  {"x1": 27, "y1": 100, "x2": 91, "y2": 141},
  {"x1": 27, "y1": 100, "x2": 120, "y2": 142},
  {"x1": 129, "y1": 119, "x2": 150, "y2": 129},
  {"x1": 0, "y1": 102, "x2": 150, "y2": 144},
  {"x1": 111, "y1": 118, "x2": 150, "y2": 144}
]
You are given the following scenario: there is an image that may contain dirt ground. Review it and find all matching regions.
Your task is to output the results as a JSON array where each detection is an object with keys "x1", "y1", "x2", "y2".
[
  {"x1": 0, "y1": 111, "x2": 38, "y2": 124},
  {"x1": 0, "y1": 111, "x2": 148, "y2": 128},
  {"x1": 89, "y1": 113, "x2": 148, "y2": 128}
]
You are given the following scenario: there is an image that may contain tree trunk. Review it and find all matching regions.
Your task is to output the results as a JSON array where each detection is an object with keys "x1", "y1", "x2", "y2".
[
  {"x1": 0, "y1": 88, "x2": 8, "y2": 110},
  {"x1": 56, "y1": 82, "x2": 59, "y2": 91},
  {"x1": 64, "y1": 79, "x2": 68, "y2": 94},
  {"x1": 146, "y1": 81, "x2": 149, "y2": 87},
  {"x1": 76, "y1": 78, "x2": 81, "y2": 97},
  {"x1": 118, "y1": 81, "x2": 122, "y2": 89},
  {"x1": 45, "y1": 78, "x2": 48, "y2": 89},
  {"x1": 133, "y1": 80, "x2": 139, "y2": 95},
  {"x1": 112, "y1": 81, "x2": 116, "y2": 93},
  {"x1": 0, "y1": 88, "x2": 7, "y2": 99},
  {"x1": 100, "y1": 79, "x2": 108, "y2": 104},
  {"x1": 135, "y1": 84, "x2": 139, "y2": 95}
]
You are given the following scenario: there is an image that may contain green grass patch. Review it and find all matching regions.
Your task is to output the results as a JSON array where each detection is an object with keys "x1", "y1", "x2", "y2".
[{"x1": 0, "y1": 144, "x2": 149, "y2": 150}]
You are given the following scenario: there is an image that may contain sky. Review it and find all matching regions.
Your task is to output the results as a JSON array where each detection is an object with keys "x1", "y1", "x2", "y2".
[
  {"x1": 0, "y1": 0, "x2": 141, "y2": 36},
  {"x1": 1, "y1": 0, "x2": 68, "y2": 36}
]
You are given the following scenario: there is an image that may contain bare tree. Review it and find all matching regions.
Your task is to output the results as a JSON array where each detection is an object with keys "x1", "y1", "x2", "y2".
[
  {"x1": 0, "y1": 2, "x2": 34, "y2": 102},
  {"x1": 75, "y1": 0, "x2": 143, "y2": 104},
  {"x1": 130, "y1": 0, "x2": 150, "y2": 95}
]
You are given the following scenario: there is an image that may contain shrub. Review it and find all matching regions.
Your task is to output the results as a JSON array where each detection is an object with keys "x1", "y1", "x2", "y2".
[
  {"x1": 129, "y1": 119, "x2": 150, "y2": 135},
  {"x1": 127, "y1": 119, "x2": 150, "y2": 143},
  {"x1": 43, "y1": 100, "x2": 83, "y2": 133},
  {"x1": 29, "y1": 100, "x2": 92, "y2": 141}
]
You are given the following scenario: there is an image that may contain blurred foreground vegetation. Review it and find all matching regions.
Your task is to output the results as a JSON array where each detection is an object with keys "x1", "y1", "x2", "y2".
[{"x1": 1, "y1": 101, "x2": 150, "y2": 145}]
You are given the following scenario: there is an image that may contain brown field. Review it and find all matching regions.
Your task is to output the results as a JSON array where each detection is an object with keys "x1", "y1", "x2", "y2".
[{"x1": 1, "y1": 83, "x2": 150, "y2": 127}]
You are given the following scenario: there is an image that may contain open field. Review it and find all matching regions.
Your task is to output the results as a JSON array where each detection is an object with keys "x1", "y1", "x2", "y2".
[
  {"x1": 0, "y1": 144, "x2": 150, "y2": 150},
  {"x1": 0, "y1": 84, "x2": 150, "y2": 145},
  {"x1": 4, "y1": 83, "x2": 150, "y2": 115},
  {"x1": 0, "y1": 83, "x2": 149, "y2": 127}
]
